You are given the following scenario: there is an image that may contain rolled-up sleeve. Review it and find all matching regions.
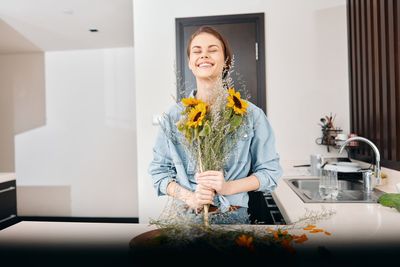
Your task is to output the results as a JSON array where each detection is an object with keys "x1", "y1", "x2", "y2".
[
  {"x1": 250, "y1": 109, "x2": 282, "y2": 193},
  {"x1": 148, "y1": 129, "x2": 176, "y2": 196}
]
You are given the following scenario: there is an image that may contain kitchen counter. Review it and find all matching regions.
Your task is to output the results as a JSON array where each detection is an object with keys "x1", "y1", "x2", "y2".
[
  {"x1": 272, "y1": 166, "x2": 400, "y2": 245},
  {"x1": 0, "y1": 221, "x2": 155, "y2": 248},
  {"x1": 0, "y1": 221, "x2": 157, "y2": 266},
  {"x1": 0, "y1": 168, "x2": 399, "y2": 265},
  {"x1": 0, "y1": 221, "x2": 334, "y2": 266},
  {"x1": 0, "y1": 172, "x2": 15, "y2": 183},
  {"x1": 0, "y1": 219, "x2": 398, "y2": 266}
]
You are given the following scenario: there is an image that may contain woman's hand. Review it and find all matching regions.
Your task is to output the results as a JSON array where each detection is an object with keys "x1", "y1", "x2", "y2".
[
  {"x1": 186, "y1": 184, "x2": 215, "y2": 212},
  {"x1": 196, "y1": 170, "x2": 228, "y2": 195}
]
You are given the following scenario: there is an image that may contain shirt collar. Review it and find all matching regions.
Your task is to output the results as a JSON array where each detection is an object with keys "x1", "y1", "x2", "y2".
[{"x1": 189, "y1": 89, "x2": 197, "y2": 98}]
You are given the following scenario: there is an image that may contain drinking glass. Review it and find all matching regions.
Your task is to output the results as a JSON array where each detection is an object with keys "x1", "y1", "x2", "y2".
[{"x1": 319, "y1": 169, "x2": 339, "y2": 200}]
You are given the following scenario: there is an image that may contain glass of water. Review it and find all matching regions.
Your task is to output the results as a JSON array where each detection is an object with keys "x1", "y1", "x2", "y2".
[{"x1": 319, "y1": 169, "x2": 339, "y2": 200}]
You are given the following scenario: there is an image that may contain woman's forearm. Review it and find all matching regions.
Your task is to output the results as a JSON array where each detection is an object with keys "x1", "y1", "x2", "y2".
[
  {"x1": 166, "y1": 181, "x2": 193, "y2": 203},
  {"x1": 222, "y1": 175, "x2": 260, "y2": 195}
]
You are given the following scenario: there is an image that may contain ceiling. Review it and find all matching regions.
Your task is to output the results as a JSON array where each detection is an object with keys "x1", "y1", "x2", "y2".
[{"x1": 0, "y1": 0, "x2": 133, "y2": 54}]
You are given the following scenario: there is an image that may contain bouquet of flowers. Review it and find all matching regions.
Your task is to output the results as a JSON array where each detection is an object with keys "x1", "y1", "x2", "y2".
[
  {"x1": 176, "y1": 85, "x2": 249, "y2": 226},
  {"x1": 133, "y1": 208, "x2": 336, "y2": 262}
]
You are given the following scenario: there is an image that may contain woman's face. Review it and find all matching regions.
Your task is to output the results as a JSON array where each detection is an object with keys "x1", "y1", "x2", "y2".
[{"x1": 188, "y1": 33, "x2": 225, "y2": 81}]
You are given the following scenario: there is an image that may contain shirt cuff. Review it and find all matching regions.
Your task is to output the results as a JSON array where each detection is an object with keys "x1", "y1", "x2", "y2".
[
  {"x1": 252, "y1": 171, "x2": 276, "y2": 193},
  {"x1": 158, "y1": 176, "x2": 176, "y2": 196}
]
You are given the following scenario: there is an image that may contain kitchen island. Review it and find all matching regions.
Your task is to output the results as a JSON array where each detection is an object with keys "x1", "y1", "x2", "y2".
[{"x1": 0, "y1": 169, "x2": 399, "y2": 266}]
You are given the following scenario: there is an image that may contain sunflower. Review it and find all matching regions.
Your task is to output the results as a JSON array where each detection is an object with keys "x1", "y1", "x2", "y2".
[
  {"x1": 186, "y1": 102, "x2": 207, "y2": 128},
  {"x1": 227, "y1": 88, "x2": 248, "y2": 115},
  {"x1": 182, "y1": 97, "x2": 202, "y2": 107}
]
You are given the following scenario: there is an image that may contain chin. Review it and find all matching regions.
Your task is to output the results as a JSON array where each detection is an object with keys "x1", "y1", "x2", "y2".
[{"x1": 194, "y1": 71, "x2": 221, "y2": 80}]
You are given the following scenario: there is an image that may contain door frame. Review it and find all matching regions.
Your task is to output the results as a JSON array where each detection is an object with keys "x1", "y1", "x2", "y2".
[{"x1": 175, "y1": 13, "x2": 267, "y2": 113}]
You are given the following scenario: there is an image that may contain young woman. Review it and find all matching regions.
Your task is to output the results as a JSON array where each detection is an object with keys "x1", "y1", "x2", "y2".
[{"x1": 148, "y1": 26, "x2": 282, "y2": 224}]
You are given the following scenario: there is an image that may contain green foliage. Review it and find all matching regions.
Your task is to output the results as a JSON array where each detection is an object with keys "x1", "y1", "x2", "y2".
[
  {"x1": 230, "y1": 114, "x2": 243, "y2": 129},
  {"x1": 198, "y1": 121, "x2": 211, "y2": 137},
  {"x1": 378, "y1": 193, "x2": 400, "y2": 212},
  {"x1": 177, "y1": 86, "x2": 248, "y2": 172}
]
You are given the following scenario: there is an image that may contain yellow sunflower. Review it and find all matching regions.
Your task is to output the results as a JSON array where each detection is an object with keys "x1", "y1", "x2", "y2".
[
  {"x1": 182, "y1": 97, "x2": 201, "y2": 107},
  {"x1": 227, "y1": 88, "x2": 248, "y2": 115},
  {"x1": 186, "y1": 102, "x2": 207, "y2": 128}
]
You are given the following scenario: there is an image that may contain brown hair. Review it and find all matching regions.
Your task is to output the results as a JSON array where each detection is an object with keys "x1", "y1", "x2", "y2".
[{"x1": 186, "y1": 26, "x2": 232, "y2": 76}]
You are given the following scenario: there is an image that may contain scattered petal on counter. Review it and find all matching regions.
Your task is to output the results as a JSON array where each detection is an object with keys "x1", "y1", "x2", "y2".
[
  {"x1": 303, "y1": 224, "x2": 317, "y2": 230},
  {"x1": 309, "y1": 229, "x2": 324, "y2": 233}
]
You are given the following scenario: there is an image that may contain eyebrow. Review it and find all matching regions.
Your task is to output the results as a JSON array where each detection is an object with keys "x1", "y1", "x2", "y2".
[
  {"x1": 191, "y1": 44, "x2": 220, "y2": 50},
  {"x1": 208, "y1": 45, "x2": 219, "y2": 49}
]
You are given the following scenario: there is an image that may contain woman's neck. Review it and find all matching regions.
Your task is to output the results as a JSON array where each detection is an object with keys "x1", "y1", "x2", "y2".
[{"x1": 195, "y1": 77, "x2": 222, "y2": 103}]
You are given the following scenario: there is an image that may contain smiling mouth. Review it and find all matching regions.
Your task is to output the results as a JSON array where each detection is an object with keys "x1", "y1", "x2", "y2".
[{"x1": 197, "y1": 62, "x2": 214, "y2": 68}]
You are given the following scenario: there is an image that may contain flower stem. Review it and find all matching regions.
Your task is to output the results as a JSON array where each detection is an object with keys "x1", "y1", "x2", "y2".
[{"x1": 197, "y1": 139, "x2": 209, "y2": 228}]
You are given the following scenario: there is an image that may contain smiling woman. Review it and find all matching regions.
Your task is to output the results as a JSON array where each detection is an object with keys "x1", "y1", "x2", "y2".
[
  {"x1": 185, "y1": 27, "x2": 233, "y2": 109},
  {"x1": 186, "y1": 26, "x2": 232, "y2": 84},
  {"x1": 148, "y1": 26, "x2": 282, "y2": 225}
]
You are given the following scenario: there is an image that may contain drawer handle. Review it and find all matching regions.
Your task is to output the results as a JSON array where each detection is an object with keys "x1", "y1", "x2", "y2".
[
  {"x1": 0, "y1": 214, "x2": 16, "y2": 224},
  {"x1": 0, "y1": 186, "x2": 15, "y2": 194}
]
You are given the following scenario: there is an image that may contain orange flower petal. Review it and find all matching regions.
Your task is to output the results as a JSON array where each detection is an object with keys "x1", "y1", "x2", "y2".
[
  {"x1": 294, "y1": 235, "x2": 308, "y2": 243},
  {"x1": 273, "y1": 232, "x2": 279, "y2": 240},
  {"x1": 236, "y1": 234, "x2": 254, "y2": 248},
  {"x1": 303, "y1": 225, "x2": 317, "y2": 231},
  {"x1": 294, "y1": 239, "x2": 306, "y2": 244},
  {"x1": 309, "y1": 229, "x2": 324, "y2": 233}
]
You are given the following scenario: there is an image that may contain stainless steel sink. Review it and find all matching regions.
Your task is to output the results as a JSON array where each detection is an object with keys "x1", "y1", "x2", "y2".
[{"x1": 285, "y1": 178, "x2": 384, "y2": 203}]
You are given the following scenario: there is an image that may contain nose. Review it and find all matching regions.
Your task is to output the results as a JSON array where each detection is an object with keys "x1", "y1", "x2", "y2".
[{"x1": 200, "y1": 51, "x2": 209, "y2": 58}]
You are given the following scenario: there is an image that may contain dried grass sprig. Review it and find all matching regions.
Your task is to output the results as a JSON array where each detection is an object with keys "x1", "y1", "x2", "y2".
[{"x1": 146, "y1": 203, "x2": 335, "y2": 257}]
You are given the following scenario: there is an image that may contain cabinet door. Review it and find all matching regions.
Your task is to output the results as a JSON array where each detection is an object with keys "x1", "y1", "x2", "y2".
[{"x1": 0, "y1": 180, "x2": 17, "y2": 221}]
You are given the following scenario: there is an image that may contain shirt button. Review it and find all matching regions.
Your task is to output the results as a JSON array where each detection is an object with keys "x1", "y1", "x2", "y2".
[{"x1": 244, "y1": 134, "x2": 248, "y2": 138}]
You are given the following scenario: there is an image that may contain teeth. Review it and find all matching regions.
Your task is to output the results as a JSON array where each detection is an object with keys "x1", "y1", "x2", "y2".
[{"x1": 198, "y1": 63, "x2": 212, "y2": 68}]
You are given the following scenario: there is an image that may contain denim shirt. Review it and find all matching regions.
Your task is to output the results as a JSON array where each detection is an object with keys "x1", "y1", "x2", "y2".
[{"x1": 148, "y1": 100, "x2": 282, "y2": 211}]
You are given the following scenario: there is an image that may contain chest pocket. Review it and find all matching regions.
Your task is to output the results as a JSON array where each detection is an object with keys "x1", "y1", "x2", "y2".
[
  {"x1": 235, "y1": 130, "x2": 254, "y2": 164},
  {"x1": 222, "y1": 129, "x2": 253, "y2": 165}
]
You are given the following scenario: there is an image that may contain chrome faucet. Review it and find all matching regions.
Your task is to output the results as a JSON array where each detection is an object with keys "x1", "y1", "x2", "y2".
[{"x1": 338, "y1": 137, "x2": 381, "y2": 187}]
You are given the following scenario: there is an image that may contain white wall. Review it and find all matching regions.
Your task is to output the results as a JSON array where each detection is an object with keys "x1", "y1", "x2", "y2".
[
  {"x1": 15, "y1": 48, "x2": 138, "y2": 217},
  {"x1": 133, "y1": 0, "x2": 350, "y2": 223},
  {"x1": 0, "y1": 52, "x2": 45, "y2": 172}
]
